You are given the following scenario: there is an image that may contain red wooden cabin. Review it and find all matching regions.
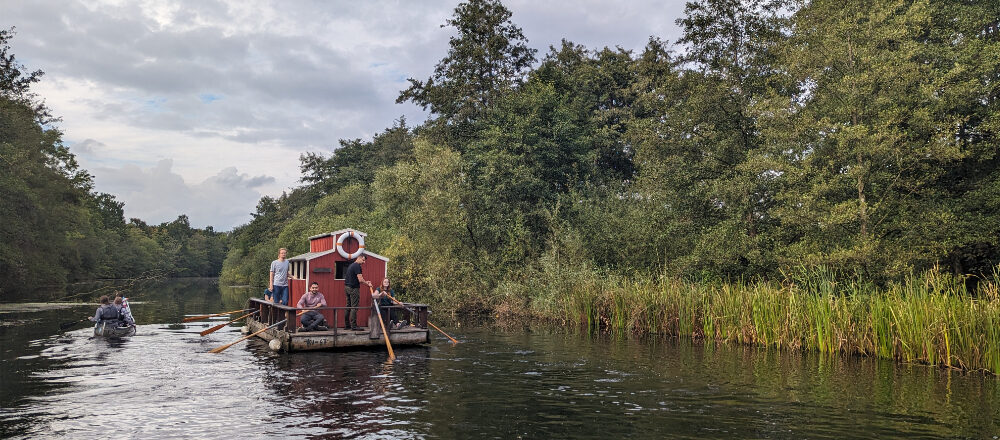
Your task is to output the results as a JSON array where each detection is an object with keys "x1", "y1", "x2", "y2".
[{"x1": 287, "y1": 229, "x2": 388, "y2": 329}]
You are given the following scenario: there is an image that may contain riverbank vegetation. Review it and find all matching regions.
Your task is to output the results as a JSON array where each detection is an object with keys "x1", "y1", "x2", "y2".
[
  {"x1": 0, "y1": 29, "x2": 228, "y2": 300},
  {"x1": 221, "y1": 0, "x2": 1000, "y2": 370},
  {"x1": 514, "y1": 264, "x2": 1000, "y2": 373}
]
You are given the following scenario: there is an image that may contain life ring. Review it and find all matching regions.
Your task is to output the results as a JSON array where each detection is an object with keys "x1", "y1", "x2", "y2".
[{"x1": 336, "y1": 230, "x2": 365, "y2": 259}]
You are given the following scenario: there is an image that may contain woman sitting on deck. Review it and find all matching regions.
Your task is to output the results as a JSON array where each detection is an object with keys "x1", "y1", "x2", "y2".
[
  {"x1": 374, "y1": 278, "x2": 408, "y2": 330},
  {"x1": 297, "y1": 282, "x2": 329, "y2": 332}
]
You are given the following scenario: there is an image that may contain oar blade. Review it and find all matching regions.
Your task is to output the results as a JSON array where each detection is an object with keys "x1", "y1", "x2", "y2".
[
  {"x1": 429, "y1": 322, "x2": 459, "y2": 344},
  {"x1": 200, "y1": 322, "x2": 229, "y2": 337},
  {"x1": 200, "y1": 311, "x2": 258, "y2": 337},
  {"x1": 59, "y1": 319, "x2": 87, "y2": 331},
  {"x1": 208, "y1": 340, "x2": 239, "y2": 354}
]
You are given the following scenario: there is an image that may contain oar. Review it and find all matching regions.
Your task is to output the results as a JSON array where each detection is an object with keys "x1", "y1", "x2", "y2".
[
  {"x1": 200, "y1": 310, "x2": 260, "y2": 336},
  {"x1": 183, "y1": 308, "x2": 250, "y2": 323},
  {"x1": 373, "y1": 300, "x2": 396, "y2": 361},
  {"x1": 387, "y1": 296, "x2": 458, "y2": 343},
  {"x1": 210, "y1": 311, "x2": 304, "y2": 354},
  {"x1": 60, "y1": 318, "x2": 90, "y2": 331}
]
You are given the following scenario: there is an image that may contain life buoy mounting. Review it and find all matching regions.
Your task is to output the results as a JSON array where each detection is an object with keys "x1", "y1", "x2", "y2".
[{"x1": 336, "y1": 230, "x2": 365, "y2": 259}]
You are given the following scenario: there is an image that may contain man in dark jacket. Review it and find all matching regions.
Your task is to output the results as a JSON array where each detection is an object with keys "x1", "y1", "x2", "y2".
[{"x1": 343, "y1": 254, "x2": 373, "y2": 330}]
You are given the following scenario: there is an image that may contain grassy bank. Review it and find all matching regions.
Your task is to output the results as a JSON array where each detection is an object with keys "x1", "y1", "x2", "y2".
[{"x1": 501, "y1": 266, "x2": 1000, "y2": 374}]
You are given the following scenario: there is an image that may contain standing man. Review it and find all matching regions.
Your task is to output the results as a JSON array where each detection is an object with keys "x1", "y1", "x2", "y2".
[
  {"x1": 269, "y1": 248, "x2": 291, "y2": 305},
  {"x1": 343, "y1": 254, "x2": 373, "y2": 330}
]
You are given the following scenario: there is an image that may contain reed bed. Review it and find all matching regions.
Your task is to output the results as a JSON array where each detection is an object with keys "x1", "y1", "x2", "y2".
[{"x1": 536, "y1": 267, "x2": 1000, "y2": 374}]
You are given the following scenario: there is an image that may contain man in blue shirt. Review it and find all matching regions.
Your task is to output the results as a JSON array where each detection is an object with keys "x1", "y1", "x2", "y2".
[{"x1": 269, "y1": 248, "x2": 292, "y2": 305}]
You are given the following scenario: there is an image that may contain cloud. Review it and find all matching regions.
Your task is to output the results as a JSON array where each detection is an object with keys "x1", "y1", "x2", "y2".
[
  {"x1": 4, "y1": 0, "x2": 689, "y2": 231},
  {"x1": 93, "y1": 159, "x2": 274, "y2": 229},
  {"x1": 71, "y1": 138, "x2": 106, "y2": 155}
]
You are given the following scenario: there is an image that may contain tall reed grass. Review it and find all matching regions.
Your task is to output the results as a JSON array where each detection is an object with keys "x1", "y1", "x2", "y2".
[{"x1": 522, "y1": 266, "x2": 1000, "y2": 374}]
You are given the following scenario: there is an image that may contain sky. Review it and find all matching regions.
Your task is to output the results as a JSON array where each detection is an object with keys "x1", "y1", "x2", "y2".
[{"x1": 4, "y1": 0, "x2": 688, "y2": 230}]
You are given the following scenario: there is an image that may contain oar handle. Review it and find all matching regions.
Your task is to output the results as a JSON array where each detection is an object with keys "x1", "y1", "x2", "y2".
[
  {"x1": 183, "y1": 308, "x2": 251, "y2": 322},
  {"x1": 60, "y1": 318, "x2": 90, "y2": 331}
]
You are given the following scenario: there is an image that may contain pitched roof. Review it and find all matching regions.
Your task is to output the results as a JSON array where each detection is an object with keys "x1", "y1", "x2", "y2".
[
  {"x1": 289, "y1": 249, "x2": 389, "y2": 262},
  {"x1": 288, "y1": 249, "x2": 336, "y2": 261},
  {"x1": 307, "y1": 228, "x2": 367, "y2": 241}
]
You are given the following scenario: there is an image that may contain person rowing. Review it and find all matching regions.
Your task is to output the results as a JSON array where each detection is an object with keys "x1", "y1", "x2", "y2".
[{"x1": 89, "y1": 295, "x2": 122, "y2": 326}]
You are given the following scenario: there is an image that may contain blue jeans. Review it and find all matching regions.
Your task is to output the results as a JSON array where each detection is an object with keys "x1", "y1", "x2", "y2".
[{"x1": 272, "y1": 285, "x2": 289, "y2": 305}]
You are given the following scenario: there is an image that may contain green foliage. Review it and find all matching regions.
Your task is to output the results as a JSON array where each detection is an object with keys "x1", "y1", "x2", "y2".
[
  {"x1": 397, "y1": 0, "x2": 536, "y2": 144},
  {"x1": 218, "y1": 0, "x2": 1000, "y2": 339},
  {"x1": 758, "y1": 0, "x2": 1000, "y2": 277},
  {"x1": 0, "y1": 29, "x2": 228, "y2": 299},
  {"x1": 373, "y1": 140, "x2": 477, "y2": 309},
  {"x1": 539, "y1": 265, "x2": 1000, "y2": 373}
]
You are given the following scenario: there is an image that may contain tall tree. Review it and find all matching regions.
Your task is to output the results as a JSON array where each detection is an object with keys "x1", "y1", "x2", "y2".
[
  {"x1": 396, "y1": 0, "x2": 536, "y2": 144},
  {"x1": 762, "y1": 0, "x2": 1000, "y2": 276},
  {"x1": 631, "y1": 0, "x2": 789, "y2": 276},
  {"x1": 0, "y1": 28, "x2": 98, "y2": 294}
]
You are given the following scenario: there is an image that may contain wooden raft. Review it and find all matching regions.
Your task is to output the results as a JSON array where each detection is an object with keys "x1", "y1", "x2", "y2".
[{"x1": 246, "y1": 298, "x2": 431, "y2": 352}]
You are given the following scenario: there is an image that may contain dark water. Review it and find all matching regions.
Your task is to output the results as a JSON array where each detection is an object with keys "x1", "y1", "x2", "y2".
[{"x1": 1, "y1": 279, "x2": 999, "y2": 439}]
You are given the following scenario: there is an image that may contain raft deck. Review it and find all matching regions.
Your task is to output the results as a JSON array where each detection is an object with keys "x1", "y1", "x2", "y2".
[{"x1": 246, "y1": 298, "x2": 431, "y2": 352}]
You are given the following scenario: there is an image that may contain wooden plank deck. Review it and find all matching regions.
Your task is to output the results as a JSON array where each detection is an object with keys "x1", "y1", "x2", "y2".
[{"x1": 247, "y1": 317, "x2": 430, "y2": 352}]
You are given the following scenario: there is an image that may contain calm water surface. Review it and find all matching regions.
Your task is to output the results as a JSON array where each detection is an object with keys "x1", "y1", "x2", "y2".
[{"x1": 1, "y1": 279, "x2": 999, "y2": 439}]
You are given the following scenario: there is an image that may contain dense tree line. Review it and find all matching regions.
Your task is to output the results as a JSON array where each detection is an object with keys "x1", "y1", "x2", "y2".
[
  {"x1": 0, "y1": 29, "x2": 228, "y2": 300},
  {"x1": 222, "y1": 0, "x2": 995, "y2": 309}
]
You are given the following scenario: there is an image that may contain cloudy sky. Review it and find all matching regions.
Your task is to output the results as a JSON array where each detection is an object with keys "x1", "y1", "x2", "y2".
[{"x1": 5, "y1": 0, "x2": 687, "y2": 230}]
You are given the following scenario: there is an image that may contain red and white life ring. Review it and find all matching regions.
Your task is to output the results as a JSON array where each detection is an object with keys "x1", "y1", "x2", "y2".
[{"x1": 336, "y1": 230, "x2": 365, "y2": 259}]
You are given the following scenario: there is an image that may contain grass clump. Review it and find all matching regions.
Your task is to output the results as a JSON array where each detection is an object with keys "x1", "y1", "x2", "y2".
[{"x1": 526, "y1": 265, "x2": 1000, "y2": 374}]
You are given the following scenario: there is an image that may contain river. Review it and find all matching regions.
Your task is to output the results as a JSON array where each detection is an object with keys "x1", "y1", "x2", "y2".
[{"x1": 1, "y1": 278, "x2": 998, "y2": 439}]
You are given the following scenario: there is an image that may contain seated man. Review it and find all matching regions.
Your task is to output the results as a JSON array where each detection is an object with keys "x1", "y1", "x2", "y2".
[
  {"x1": 89, "y1": 295, "x2": 121, "y2": 325},
  {"x1": 296, "y1": 282, "x2": 329, "y2": 332}
]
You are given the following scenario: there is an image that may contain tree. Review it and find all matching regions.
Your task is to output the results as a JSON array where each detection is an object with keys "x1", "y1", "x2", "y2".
[
  {"x1": 622, "y1": 0, "x2": 789, "y2": 276},
  {"x1": 761, "y1": 0, "x2": 1000, "y2": 276},
  {"x1": 299, "y1": 117, "x2": 415, "y2": 196},
  {"x1": 0, "y1": 27, "x2": 54, "y2": 124},
  {"x1": 396, "y1": 0, "x2": 536, "y2": 144},
  {"x1": 0, "y1": 28, "x2": 96, "y2": 295}
]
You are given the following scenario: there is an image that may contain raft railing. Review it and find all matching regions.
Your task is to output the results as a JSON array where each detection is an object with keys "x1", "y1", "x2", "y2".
[{"x1": 247, "y1": 298, "x2": 430, "y2": 335}]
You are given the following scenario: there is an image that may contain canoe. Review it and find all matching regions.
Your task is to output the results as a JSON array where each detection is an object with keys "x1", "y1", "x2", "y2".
[{"x1": 94, "y1": 322, "x2": 136, "y2": 338}]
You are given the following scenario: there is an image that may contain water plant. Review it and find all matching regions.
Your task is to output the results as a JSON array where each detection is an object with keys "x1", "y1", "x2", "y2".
[{"x1": 534, "y1": 266, "x2": 1000, "y2": 374}]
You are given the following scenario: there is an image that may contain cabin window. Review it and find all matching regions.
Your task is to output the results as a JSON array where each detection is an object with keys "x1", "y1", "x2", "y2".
[
  {"x1": 335, "y1": 261, "x2": 351, "y2": 280},
  {"x1": 291, "y1": 261, "x2": 305, "y2": 279}
]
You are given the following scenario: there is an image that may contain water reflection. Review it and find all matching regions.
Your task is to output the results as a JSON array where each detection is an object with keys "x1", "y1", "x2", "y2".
[{"x1": 1, "y1": 279, "x2": 999, "y2": 439}]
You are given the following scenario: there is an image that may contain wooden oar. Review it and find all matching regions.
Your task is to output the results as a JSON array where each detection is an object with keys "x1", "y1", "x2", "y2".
[
  {"x1": 387, "y1": 296, "x2": 458, "y2": 343},
  {"x1": 60, "y1": 318, "x2": 90, "y2": 331},
  {"x1": 209, "y1": 311, "x2": 304, "y2": 354},
  {"x1": 372, "y1": 300, "x2": 396, "y2": 361},
  {"x1": 183, "y1": 308, "x2": 250, "y2": 323},
  {"x1": 200, "y1": 310, "x2": 259, "y2": 336}
]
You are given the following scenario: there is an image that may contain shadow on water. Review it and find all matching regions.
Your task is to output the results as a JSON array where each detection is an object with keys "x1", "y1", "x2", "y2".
[{"x1": 1, "y1": 278, "x2": 999, "y2": 439}]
